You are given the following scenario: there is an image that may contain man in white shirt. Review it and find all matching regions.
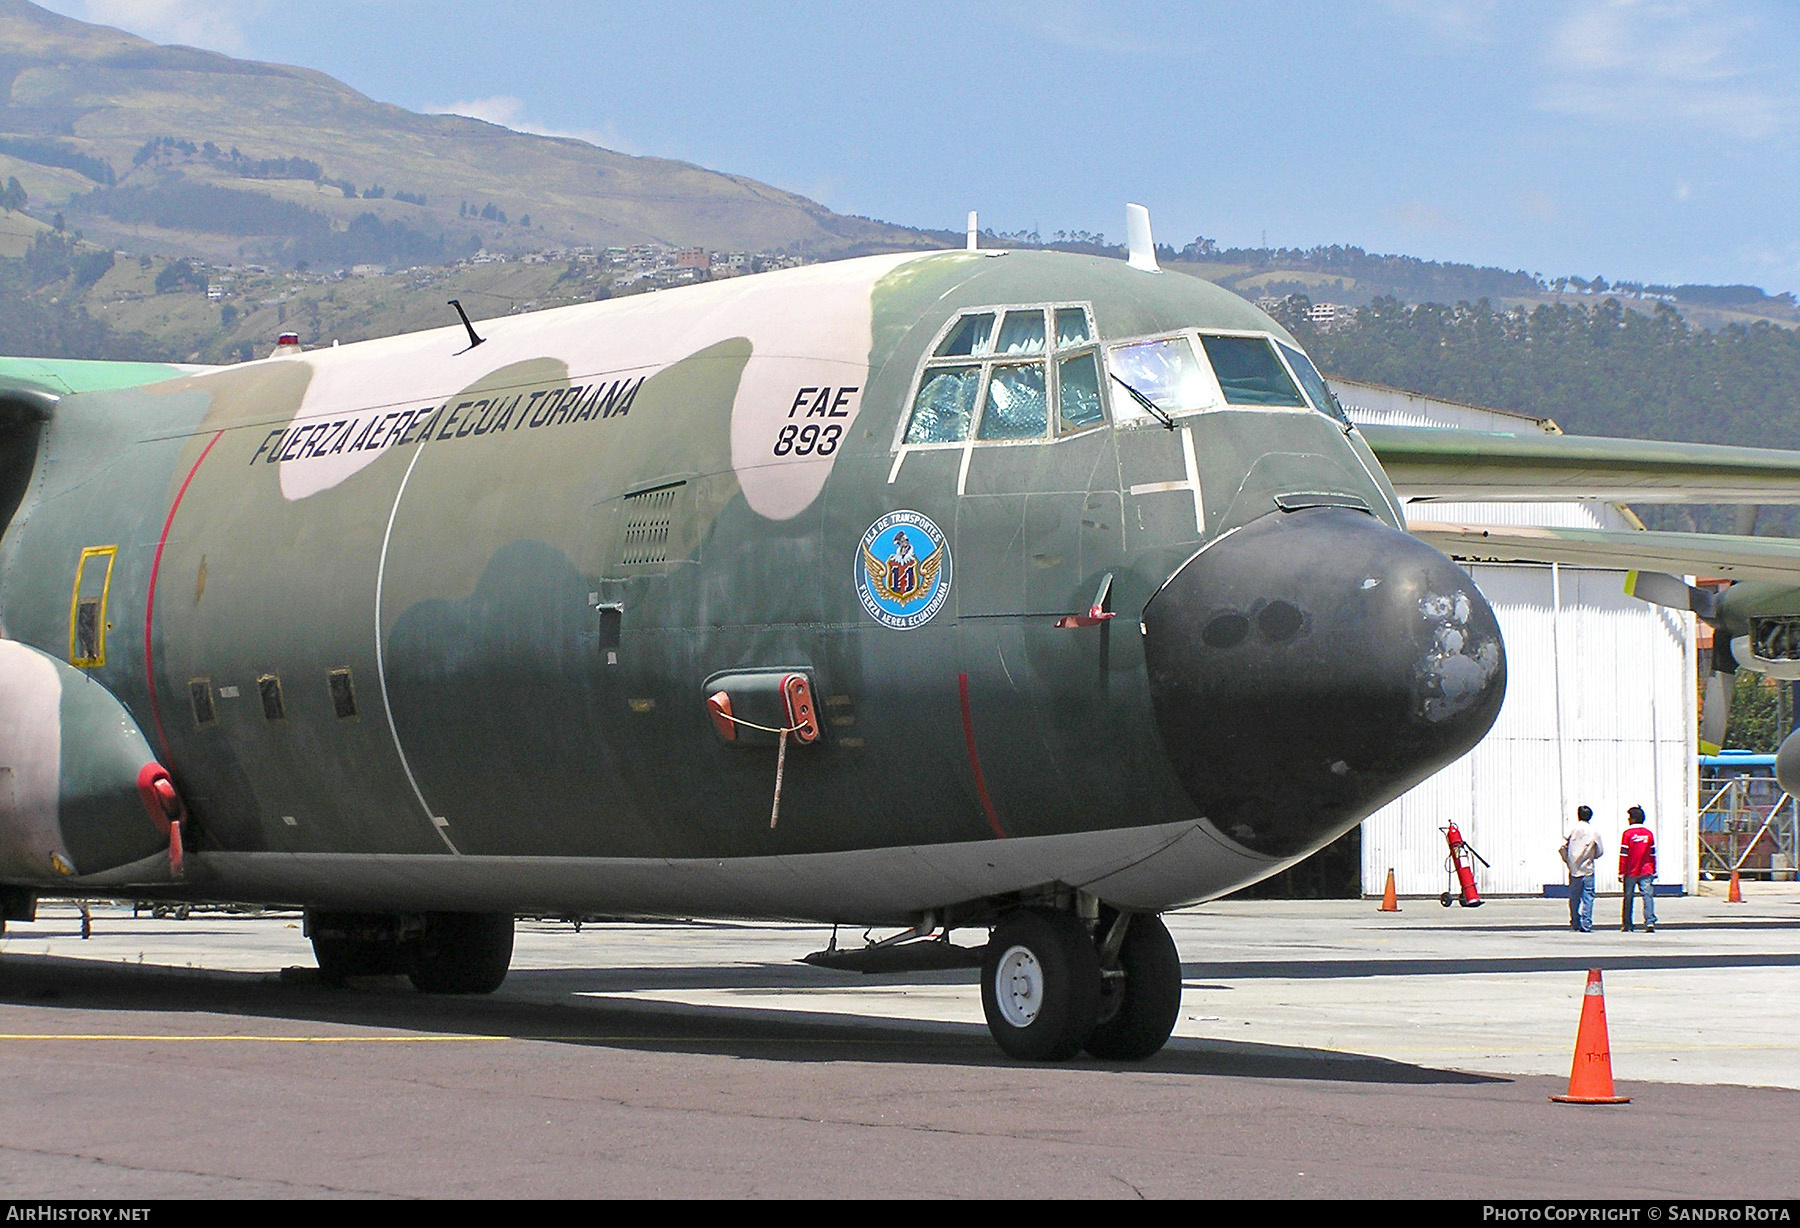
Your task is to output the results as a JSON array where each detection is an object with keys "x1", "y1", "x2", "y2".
[{"x1": 1560, "y1": 804, "x2": 1603, "y2": 933}]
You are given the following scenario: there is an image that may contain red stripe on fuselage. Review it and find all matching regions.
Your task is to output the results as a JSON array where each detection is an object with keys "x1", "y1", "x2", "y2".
[
  {"x1": 145, "y1": 429, "x2": 225, "y2": 759},
  {"x1": 958, "y1": 672, "x2": 1007, "y2": 840}
]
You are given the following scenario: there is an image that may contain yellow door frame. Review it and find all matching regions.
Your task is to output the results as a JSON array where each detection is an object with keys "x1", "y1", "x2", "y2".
[{"x1": 69, "y1": 545, "x2": 118, "y2": 668}]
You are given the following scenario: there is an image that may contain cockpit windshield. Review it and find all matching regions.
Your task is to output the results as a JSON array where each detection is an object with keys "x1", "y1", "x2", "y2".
[
  {"x1": 1198, "y1": 335, "x2": 1307, "y2": 408},
  {"x1": 902, "y1": 307, "x2": 1348, "y2": 450},
  {"x1": 1105, "y1": 338, "x2": 1213, "y2": 422},
  {"x1": 1275, "y1": 340, "x2": 1350, "y2": 425}
]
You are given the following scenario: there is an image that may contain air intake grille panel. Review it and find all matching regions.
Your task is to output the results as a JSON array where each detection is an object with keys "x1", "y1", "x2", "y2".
[{"x1": 618, "y1": 483, "x2": 684, "y2": 566}]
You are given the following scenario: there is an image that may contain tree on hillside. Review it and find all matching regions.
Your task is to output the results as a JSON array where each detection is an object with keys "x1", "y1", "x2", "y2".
[
  {"x1": 1276, "y1": 294, "x2": 1800, "y2": 452},
  {"x1": 154, "y1": 259, "x2": 207, "y2": 294}
]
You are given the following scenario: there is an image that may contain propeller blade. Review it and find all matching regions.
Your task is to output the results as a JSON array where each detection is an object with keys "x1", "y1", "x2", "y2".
[
  {"x1": 1624, "y1": 570, "x2": 1720, "y2": 620},
  {"x1": 1699, "y1": 670, "x2": 1731, "y2": 755}
]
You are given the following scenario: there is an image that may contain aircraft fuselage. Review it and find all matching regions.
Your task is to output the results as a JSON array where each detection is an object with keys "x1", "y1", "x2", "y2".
[{"x1": 0, "y1": 250, "x2": 1507, "y2": 925}]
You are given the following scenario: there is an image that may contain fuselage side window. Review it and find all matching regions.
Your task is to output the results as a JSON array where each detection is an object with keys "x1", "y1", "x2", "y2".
[
  {"x1": 1199, "y1": 334, "x2": 1307, "y2": 408},
  {"x1": 1106, "y1": 337, "x2": 1214, "y2": 423},
  {"x1": 1275, "y1": 340, "x2": 1350, "y2": 425}
]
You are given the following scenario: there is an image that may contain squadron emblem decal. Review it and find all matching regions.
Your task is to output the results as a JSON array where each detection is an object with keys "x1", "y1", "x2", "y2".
[{"x1": 857, "y1": 510, "x2": 951, "y2": 630}]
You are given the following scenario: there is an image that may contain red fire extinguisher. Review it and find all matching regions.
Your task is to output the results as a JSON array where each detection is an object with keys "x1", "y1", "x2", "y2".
[{"x1": 1440, "y1": 821, "x2": 1490, "y2": 908}]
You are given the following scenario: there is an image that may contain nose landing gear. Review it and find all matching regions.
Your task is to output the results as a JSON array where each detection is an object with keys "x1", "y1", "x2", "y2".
[
  {"x1": 1084, "y1": 909, "x2": 1183, "y2": 1060},
  {"x1": 980, "y1": 904, "x2": 1183, "y2": 1061},
  {"x1": 982, "y1": 909, "x2": 1101, "y2": 1060}
]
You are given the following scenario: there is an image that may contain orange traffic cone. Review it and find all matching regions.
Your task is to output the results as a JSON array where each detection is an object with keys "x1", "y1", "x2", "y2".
[
  {"x1": 1551, "y1": 968, "x2": 1631, "y2": 1104},
  {"x1": 1728, "y1": 868, "x2": 1743, "y2": 903},
  {"x1": 1379, "y1": 869, "x2": 1399, "y2": 912}
]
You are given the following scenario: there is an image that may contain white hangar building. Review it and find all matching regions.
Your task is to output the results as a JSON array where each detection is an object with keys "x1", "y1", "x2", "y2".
[{"x1": 1337, "y1": 379, "x2": 1697, "y2": 899}]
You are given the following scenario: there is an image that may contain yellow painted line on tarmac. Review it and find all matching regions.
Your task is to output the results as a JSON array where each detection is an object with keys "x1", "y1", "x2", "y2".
[
  {"x1": 0, "y1": 1033, "x2": 511, "y2": 1043},
  {"x1": 0, "y1": 1032, "x2": 984, "y2": 1046}
]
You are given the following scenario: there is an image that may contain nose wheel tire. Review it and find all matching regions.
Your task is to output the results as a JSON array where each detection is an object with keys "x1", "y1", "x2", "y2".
[
  {"x1": 981, "y1": 908, "x2": 1102, "y2": 1061},
  {"x1": 1083, "y1": 912, "x2": 1183, "y2": 1061}
]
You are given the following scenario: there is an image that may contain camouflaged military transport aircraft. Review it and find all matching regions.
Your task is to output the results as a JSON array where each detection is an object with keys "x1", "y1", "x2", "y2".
[{"x1": 6, "y1": 207, "x2": 1800, "y2": 1062}]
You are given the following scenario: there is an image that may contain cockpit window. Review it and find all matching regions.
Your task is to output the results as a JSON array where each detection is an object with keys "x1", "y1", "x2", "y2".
[
  {"x1": 977, "y1": 363, "x2": 1049, "y2": 439},
  {"x1": 1057, "y1": 352, "x2": 1103, "y2": 432},
  {"x1": 903, "y1": 304, "x2": 1103, "y2": 447},
  {"x1": 1276, "y1": 341, "x2": 1349, "y2": 425},
  {"x1": 1199, "y1": 335, "x2": 1307, "y2": 407},
  {"x1": 1107, "y1": 338, "x2": 1214, "y2": 421},
  {"x1": 1055, "y1": 308, "x2": 1091, "y2": 348},
  {"x1": 905, "y1": 365, "x2": 981, "y2": 443},
  {"x1": 994, "y1": 310, "x2": 1046, "y2": 356},
  {"x1": 935, "y1": 313, "x2": 996, "y2": 357}
]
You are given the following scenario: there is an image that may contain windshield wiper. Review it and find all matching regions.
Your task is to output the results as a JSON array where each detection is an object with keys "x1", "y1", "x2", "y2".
[{"x1": 1109, "y1": 372, "x2": 1177, "y2": 431}]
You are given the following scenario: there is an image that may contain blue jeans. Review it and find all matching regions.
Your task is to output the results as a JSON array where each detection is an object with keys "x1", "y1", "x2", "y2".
[
  {"x1": 1568, "y1": 874, "x2": 1595, "y2": 931},
  {"x1": 1623, "y1": 876, "x2": 1658, "y2": 930}
]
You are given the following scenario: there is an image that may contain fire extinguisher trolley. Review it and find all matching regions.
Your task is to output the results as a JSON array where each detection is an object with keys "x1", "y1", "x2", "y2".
[{"x1": 1440, "y1": 821, "x2": 1490, "y2": 907}]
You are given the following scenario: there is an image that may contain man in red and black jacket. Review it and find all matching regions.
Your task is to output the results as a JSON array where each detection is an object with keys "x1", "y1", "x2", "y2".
[{"x1": 1619, "y1": 805, "x2": 1658, "y2": 933}]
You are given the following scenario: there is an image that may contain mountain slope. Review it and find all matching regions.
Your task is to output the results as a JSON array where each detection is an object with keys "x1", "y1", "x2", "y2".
[{"x1": 0, "y1": 0, "x2": 934, "y2": 261}]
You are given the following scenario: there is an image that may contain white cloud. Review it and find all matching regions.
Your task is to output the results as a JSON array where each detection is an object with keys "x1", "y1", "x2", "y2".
[
  {"x1": 1378, "y1": 1, "x2": 1503, "y2": 50},
  {"x1": 1536, "y1": 0, "x2": 1795, "y2": 141},
  {"x1": 1734, "y1": 239, "x2": 1800, "y2": 279},
  {"x1": 1387, "y1": 199, "x2": 1461, "y2": 235},
  {"x1": 69, "y1": 0, "x2": 265, "y2": 56},
  {"x1": 1519, "y1": 189, "x2": 1559, "y2": 222},
  {"x1": 1015, "y1": 0, "x2": 1206, "y2": 57},
  {"x1": 432, "y1": 95, "x2": 636, "y2": 155}
]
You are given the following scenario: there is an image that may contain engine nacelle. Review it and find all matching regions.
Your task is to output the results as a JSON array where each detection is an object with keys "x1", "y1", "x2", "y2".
[
  {"x1": 0, "y1": 639, "x2": 175, "y2": 884},
  {"x1": 1776, "y1": 729, "x2": 1800, "y2": 802}
]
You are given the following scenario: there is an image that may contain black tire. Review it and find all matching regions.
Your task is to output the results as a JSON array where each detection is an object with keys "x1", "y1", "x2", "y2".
[
  {"x1": 1083, "y1": 912, "x2": 1183, "y2": 1060},
  {"x1": 309, "y1": 911, "x2": 407, "y2": 984},
  {"x1": 981, "y1": 908, "x2": 1101, "y2": 1061},
  {"x1": 405, "y1": 912, "x2": 514, "y2": 995}
]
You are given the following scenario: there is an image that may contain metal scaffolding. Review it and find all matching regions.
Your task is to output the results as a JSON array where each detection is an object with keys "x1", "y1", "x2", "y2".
[{"x1": 1698, "y1": 773, "x2": 1799, "y2": 880}]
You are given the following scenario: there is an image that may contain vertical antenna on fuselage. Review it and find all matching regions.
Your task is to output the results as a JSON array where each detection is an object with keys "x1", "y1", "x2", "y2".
[
  {"x1": 966, "y1": 211, "x2": 978, "y2": 252},
  {"x1": 448, "y1": 299, "x2": 485, "y2": 353},
  {"x1": 1126, "y1": 203, "x2": 1159, "y2": 272}
]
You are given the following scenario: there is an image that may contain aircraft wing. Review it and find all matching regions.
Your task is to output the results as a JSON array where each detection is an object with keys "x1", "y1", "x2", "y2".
[
  {"x1": 1360, "y1": 424, "x2": 1800, "y2": 503},
  {"x1": 0, "y1": 355, "x2": 210, "y2": 396},
  {"x1": 1409, "y1": 522, "x2": 1800, "y2": 582}
]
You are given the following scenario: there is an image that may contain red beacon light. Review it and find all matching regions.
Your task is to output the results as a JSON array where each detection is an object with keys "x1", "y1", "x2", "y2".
[{"x1": 273, "y1": 332, "x2": 302, "y2": 355}]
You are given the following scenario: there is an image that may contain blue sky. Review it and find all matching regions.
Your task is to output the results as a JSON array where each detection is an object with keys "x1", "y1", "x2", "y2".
[{"x1": 40, "y1": 1, "x2": 1800, "y2": 294}]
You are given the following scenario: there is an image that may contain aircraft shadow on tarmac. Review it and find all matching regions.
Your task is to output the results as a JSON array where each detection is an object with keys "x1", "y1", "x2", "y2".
[
  {"x1": 0, "y1": 952, "x2": 1503, "y2": 1086},
  {"x1": 1181, "y1": 952, "x2": 1800, "y2": 978}
]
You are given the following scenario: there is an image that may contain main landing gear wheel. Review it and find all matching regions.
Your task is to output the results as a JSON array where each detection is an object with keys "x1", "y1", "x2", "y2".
[
  {"x1": 405, "y1": 912, "x2": 515, "y2": 994},
  {"x1": 307, "y1": 911, "x2": 514, "y2": 994},
  {"x1": 1083, "y1": 911, "x2": 1183, "y2": 1061},
  {"x1": 308, "y1": 911, "x2": 408, "y2": 984},
  {"x1": 981, "y1": 908, "x2": 1101, "y2": 1061}
]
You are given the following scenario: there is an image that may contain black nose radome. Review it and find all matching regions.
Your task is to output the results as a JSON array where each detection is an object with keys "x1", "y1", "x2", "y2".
[{"x1": 1142, "y1": 506, "x2": 1506, "y2": 858}]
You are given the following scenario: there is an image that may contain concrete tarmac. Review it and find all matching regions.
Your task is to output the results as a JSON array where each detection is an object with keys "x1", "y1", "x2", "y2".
[{"x1": 1, "y1": 888, "x2": 1797, "y2": 1199}]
